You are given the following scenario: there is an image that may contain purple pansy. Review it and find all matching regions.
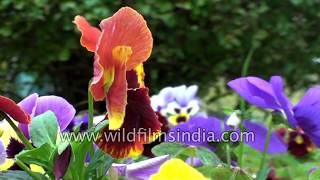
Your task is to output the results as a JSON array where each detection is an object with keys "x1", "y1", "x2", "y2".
[
  {"x1": 110, "y1": 155, "x2": 170, "y2": 180},
  {"x1": 167, "y1": 115, "x2": 287, "y2": 154},
  {"x1": 228, "y1": 76, "x2": 320, "y2": 147},
  {"x1": 18, "y1": 93, "x2": 76, "y2": 138}
]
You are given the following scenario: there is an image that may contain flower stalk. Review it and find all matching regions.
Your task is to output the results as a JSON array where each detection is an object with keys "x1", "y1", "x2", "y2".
[{"x1": 0, "y1": 111, "x2": 33, "y2": 150}]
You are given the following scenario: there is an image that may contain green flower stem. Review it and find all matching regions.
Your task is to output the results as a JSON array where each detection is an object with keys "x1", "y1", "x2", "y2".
[
  {"x1": 0, "y1": 112, "x2": 33, "y2": 150},
  {"x1": 16, "y1": 159, "x2": 42, "y2": 180},
  {"x1": 88, "y1": 83, "x2": 95, "y2": 158},
  {"x1": 238, "y1": 47, "x2": 255, "y2": 168},
  {"x1": 258, "y1": 115, "x2": 273, "y2": 177},
  {"x1": 226, "y1": 143, "x2": 231, "y2": 166}
]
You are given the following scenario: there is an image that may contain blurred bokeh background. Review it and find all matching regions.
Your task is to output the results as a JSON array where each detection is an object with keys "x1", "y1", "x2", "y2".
[{"x1": 1, "y1": 0, "x2": 320, "y2": 113}]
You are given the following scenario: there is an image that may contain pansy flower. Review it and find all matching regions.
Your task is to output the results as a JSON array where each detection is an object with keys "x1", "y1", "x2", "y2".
[
  {"x1": 18, "y1": 93, "x2": 76, "y2": 138},
  {"x1": 151, "y1": 85, "x2": 200, "y2": 125},
  {"x1": 228, "y1": 76, "x2": 320, "y2": 148},
  {"x1": 167, "y1": 115, "x2": 287, "y2": 154},
  {"x1": 95, "y1": 70, "x2": 161, "y2": 158},
  {"x1": 74, "y1": 7, "x2": 153, "y2": 130}
]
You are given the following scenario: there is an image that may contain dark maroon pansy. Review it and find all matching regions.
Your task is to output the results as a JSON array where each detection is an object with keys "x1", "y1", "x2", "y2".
[{"x1": 95, "y1": 88, "x2": 162, "y2": 159}]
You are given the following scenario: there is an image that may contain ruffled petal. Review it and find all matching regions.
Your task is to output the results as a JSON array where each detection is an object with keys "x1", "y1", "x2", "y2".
[
  {"x1": 96, "y1": 88, "x2": 161, "y2": 158},
  {"x1": 73, "y1": 16, "x2": 101, "y2": 52},
  {"x1": 90, "y1": 57, "x2": 107, "y2": 101},
  {"x1": 18, "y1": 93, "x2": 38, "y2": 116},
  {"x1": 228, "y1": 77, "x2": 280, "y2": 110},
  {"x1": 243, "y1": 120, "x2": 287, "y2": 154},
  {"x1": 99, "y1": 7, "x2": 153, "y2": 70},
  {"x1": 34, "y1": 96, "x2": 76, "y2": 131},
  {"x1": 0, "y1": 95, "x2": 30, "y2": 124}
]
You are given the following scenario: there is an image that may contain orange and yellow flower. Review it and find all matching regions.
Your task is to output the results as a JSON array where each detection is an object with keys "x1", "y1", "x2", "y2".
[{"x1": 74, "y1": 7, "x2": 153, "y2": 130}]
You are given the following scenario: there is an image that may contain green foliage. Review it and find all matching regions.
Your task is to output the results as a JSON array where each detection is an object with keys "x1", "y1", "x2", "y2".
[
  {"x1": 1, "y1": 1, "x2": 320, "y2": 108},
  {"x1": 309, "y1": 168, "x2": 320, "y2": 180},
  {"x1": 16, "y1": 143, "x2": 55, "y2": 172},
  {"x1": 197, "y1": 166, "x2": 253, "y2": 180},
  {"x1": 29, "y1": 111, "x2": 59, "y2": 148},
  {"x1": 0, "y1": 171, "x2": 46, "y2": 180}
]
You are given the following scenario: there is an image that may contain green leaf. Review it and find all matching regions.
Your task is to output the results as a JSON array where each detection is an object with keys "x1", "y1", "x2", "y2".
[
  {"x1": 0, "y1": 170, "x2": 46, "y2": 180},
  {"x1": 16, "y1": 143, "x2": 55, "y2": 171},
  {"x1": 152, "y1": 142, "x2": 189, "y2": 158},
  {"x1": 85, "y1": 149, "x2": 113, "y2": 178},
  {"x1": 64, "y1": 141, "x2": 91, "y2": 180},
  {"x1": 309, "y1": 169, "x2": 320, "y2": 180},
  {"x1": 197, "y1": 166, "x2": 253, "y2": 180},
  {"x1": 57, "y1": 142, "x2": 69, "y2": 155},
  {"x1": 30, "y1": 111, "x2": 59, "y2": 148},
  {"x1": 196, "y1": 147, "x2": 222, "y2": 166}
]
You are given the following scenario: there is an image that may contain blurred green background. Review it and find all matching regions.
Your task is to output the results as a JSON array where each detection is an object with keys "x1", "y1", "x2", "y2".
[{"x1": 1, "y1": 0, "x2": 320, "y2": 112}]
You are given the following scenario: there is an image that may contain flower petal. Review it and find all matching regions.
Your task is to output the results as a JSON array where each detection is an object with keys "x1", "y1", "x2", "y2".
[
  {"x1": 228, "y1": 77, "x2": 280, "y2": 110},
  {"x1": 111, "y1": 155, "x2": 170, "y2": 180},
  {"x1": 270, "y1": 76, "x2": 296, "y2": 127},
  {"x1": 99, "y1": 7, "x2": 153, "y2": 70},
  {"x1": 74, "y1": 16, "x2": 101, "y2": 52},
  {"x1": 166, "y1": 116, "x2": 221, "y2": 150},
  {"x1": 96, "y1": 88, "x2": 161, "y2": 158},
  {"x1": 90, "y1": 57, "x2": 107, "y2": 101},
  {"x1": 150, "y1": 159, "x2": 208, "y2": 180},
  {"x1": 0, "y1": 95, "x2": 31, "y2": 124},
  {"x1": 34, "y1": 96, "x2": 76, "y2": 131},
  {"x1": 106, "y1": 63, "x2": 127, "y2": 130},
  {"x1": 18, "y1": 93, "x2": 39, "y2": 138},
  {"x1": 18, "y1": 93, "x2": 38, "y2": 116},
  {"x1": 0, "y1": 140, "x2": 6, "y2": 165},
  {"x1": 296, "y1": 86, "x2": 320, "y2": 108},
  {"x1": 294, "y1": 105, "x2": 320, "y2": 147},
  {"x1": 243, "y1": 120, "x2": 287, "y2": 154}
]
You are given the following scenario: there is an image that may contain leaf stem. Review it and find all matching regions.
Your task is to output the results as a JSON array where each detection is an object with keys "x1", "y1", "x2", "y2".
[
  {"x1": 15, "y1": 159, "x2": 42, "y2": 180},
  {"x1": 226, "y1": 143, "x2": 231, "y2": 166},
  {"x1": 88, "y1": 83, "x2": 95, "y2": 158},
  {"x1": 0, "y1": 112, "x2": 33, "y2": 150}
]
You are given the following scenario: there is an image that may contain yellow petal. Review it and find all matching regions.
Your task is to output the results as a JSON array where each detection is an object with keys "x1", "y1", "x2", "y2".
[{"x1": 151, "y1": 159, "x2": 208, "y2": 180}]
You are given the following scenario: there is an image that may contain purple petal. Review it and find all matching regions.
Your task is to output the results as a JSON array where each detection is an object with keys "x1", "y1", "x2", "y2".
[
  {"x1": 166, "y1": 116, "x2": 221, "y2": 150},
  {"x1": 228, "y1": 77, "x2": 280, "y2": 110},
  {"x1": 294, "y1": 105, "x2": 320, "y2": 147},
  {"x1": 112, "y1": 155, "x2": 170, "y2": 180},
  {"x1": 18, "y1": 93, "x2": 39, "y2": 116},
  {"x1": 18, "y1": 93, "x2": 39, "y2": 138},
  {"x1": 0, "y1": 140, "x2": 6, "y2": 164},
  {"x1": 270, "y1": 76, "x2": 296, "y2": 127},
  {"x1": 35, "y1": 96, "x2": 76, "y2": 131},
  {"x1": 243, "y1": 120, "x2": 287, "y2": 154},
  {"x1": 186, "y1": 157, "x2": 203, "y2": 167},
  {"x1": 296, "y1": 86, "x2": 320, "y2": 108}
]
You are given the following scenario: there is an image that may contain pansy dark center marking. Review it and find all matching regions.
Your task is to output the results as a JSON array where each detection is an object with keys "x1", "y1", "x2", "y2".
[{"x1": 176, "y1": 116, "x2": 187, "y2": 123}]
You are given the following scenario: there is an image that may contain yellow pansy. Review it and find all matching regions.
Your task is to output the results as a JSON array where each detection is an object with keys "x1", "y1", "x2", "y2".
[{"x1": 150, "y1": 159, "x2": 208, "y2": 180}]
